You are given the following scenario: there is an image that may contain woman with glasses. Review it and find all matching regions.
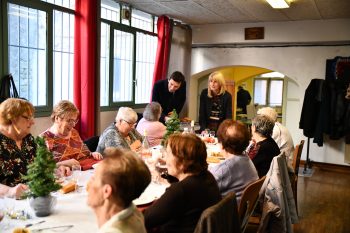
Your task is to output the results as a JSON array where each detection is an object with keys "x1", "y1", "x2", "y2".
[
  {"x1": 0, "y1": 98, "x2": 68, "y2": 199},
  {"x1": 40, "y1": 100, "x2": 103, "y2": 168},
  {"x1": 97, "y1": 107, "x2": 143, "y2": 154}
]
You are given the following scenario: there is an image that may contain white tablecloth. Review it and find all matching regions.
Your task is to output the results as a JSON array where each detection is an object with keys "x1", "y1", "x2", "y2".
[{"x1": 0, "y1": 169, "x2": 167, "y2": 233}]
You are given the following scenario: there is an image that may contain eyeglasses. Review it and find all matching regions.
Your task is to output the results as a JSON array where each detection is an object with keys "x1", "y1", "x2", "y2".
[
  {"x1": 123, "y1": 119, "x2": 136, "y2": 127},
  {"x1": 21, "y1": 115, "x2": 34, "y2": 121},
  {"x1": 66, "y1": 118, "x2": 79, "y2": 126}
]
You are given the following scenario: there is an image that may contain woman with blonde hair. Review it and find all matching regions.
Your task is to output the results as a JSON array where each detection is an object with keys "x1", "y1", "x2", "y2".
[
  {"x1": 0, "y1": 98, "x2": 68, "y2": 198},
  {"x1": 40, "y1": 100, "x2": 103, "y2": 168},
  {"x1": 199, "y1": 71, "x2": 232, "y2": 132}
]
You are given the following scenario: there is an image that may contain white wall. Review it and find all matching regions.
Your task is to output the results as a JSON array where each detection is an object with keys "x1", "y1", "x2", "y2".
[{"x1": 190, "y1": 19, "x2": 350, "y2": 166}]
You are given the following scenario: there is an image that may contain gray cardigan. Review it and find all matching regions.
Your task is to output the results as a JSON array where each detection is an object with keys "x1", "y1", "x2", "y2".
[{"x1": 96, "y1": 123, "x2": 142, "y2": 154}]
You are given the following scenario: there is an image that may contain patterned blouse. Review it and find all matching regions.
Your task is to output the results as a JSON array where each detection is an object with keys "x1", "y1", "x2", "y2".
[
  {"x1": 40, "y1": 128, "x2": 92, "y2": 162},
  {"x1": 0, "y1": 133, "x2": 36, "y2": 187},
  {"x1": 96, "y1": 123, "x2": 143, "y2": 154}
]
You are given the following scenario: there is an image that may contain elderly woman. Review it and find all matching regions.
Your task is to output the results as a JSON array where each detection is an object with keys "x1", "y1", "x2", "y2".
[
  {"x1": 0, "y1": 98, "x2": 35, "y2": 199},
  {"x1": 199, "y1": 71, "x2": 232, "y2": 132},
  {"x1": 143, "y1": 134, "x2": 221, "y2": 233},
  {"x1": 97, "y1": 107, "x2": 143, "y2": 154},
  {"x1": 87, "y1": 148, "x2": 151, "y2": 233},
  {"x1": 136, "y1": 102, "x2": 166, "y2": 147},
  {"x1": 247, "y1": 115, "x2": 280, "y2": 178},
  {"x1": 257, "y1": 107, "x2": 294, "y2": 164},
  {"x1": 40, "y1": 100, "x2": 102, "y2": 168},
  {"x1": 0, "y1": 98, "x2": 68, "y2": 199},
  {"x1": 209, "y1": 119, "x2": 258, "y2": 204}
]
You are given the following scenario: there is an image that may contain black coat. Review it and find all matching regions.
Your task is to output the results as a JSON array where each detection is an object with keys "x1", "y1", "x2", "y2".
[{"x1": 199, "y1": 89, "x2": 232, "y2": 131}]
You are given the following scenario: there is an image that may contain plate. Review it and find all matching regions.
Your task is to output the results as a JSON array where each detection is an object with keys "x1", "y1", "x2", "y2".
[{"x1": 133, "y1": 195, "x2": 156, "y2": 206}]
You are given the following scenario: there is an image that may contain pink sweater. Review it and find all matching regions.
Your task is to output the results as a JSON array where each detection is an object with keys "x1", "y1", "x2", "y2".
[{"x1": 136, "y1": 118, "x2": 166, "y2": 147}]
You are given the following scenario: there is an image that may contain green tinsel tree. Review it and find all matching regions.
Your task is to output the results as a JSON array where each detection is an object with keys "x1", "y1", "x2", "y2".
[
  {"x1": 162, "y1": 109, "x2": 180, "y2": 145},
  {"x1": 23, "y1": 137, "x2": 61, "y2": 197}
]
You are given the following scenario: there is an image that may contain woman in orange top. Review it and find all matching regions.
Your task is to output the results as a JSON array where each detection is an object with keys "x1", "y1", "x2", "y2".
[{"x1": 40, "y1": 100, "x2": 102, "y2": 168}]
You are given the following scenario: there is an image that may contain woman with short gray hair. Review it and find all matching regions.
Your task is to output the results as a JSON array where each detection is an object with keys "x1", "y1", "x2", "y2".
[
  {"x1": 247, "y1": 115, "x2": 280, "y2": 177},
  {"x1": 136, "y1": 102, "x2": 166, "y2": 147},
  {"x1": 97, "y1": 107, "x2": 142, "y2": 154}
]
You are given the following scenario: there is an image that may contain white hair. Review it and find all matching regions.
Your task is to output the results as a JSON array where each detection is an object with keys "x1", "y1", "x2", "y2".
[
  {"x1": 257, "y1": 107, "x2": 278, "y2": 122},
  {"x1": 116, "y1": 107, "x2": 138, "y2": 123}
]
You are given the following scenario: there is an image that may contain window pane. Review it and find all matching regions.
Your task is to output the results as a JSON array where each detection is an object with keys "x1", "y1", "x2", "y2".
[
  {"x1": 8, "y1": 4, "x2": 47, "y2": 106},
  {"x1": 132, "y1": 9, "x2": 152, "y2": 32},
  {"x1": 113, "y1": 30, "x2": 133, "y2": 102},
  {"x1": 135, "y1": 32, "x2": 157, "y2": 104},
  {"x1": 254, "y1": 79, "x2": 267, "y2": 105},
  {"x1": 100, "y1": 23, "x2": 110, "y2": 106},
  {"x1": 53, "y1": 10, "x2": 74, "y2": 104},
  {"x1": 101, "y1": 0, "x2": 120, "y2": 22},
  {"x1": 154, "y1": 16, "x2": 158, "y2": 33},
  {"x1": 269, "y1": 80, "x2": 283, "y2": 106},
  {"x1": 41, "y1": 0, "x2": 75, "y2": 10}
]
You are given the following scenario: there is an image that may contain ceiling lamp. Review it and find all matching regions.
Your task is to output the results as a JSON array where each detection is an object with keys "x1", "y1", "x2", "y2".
[{"x1": 266, "y1": 0, "x2": 290, "y2": 9}]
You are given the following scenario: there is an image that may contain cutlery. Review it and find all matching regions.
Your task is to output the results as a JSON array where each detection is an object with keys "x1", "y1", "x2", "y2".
[
  {"x1": 31, "y1": 224, "x2": 73, "y2": 232},
  {"x1": 25, "y1": 220, "x2": 45, "y2": 228}
]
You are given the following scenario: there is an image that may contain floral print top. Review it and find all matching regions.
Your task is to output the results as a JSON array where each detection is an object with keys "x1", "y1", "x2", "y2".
[
  {"x1": 40, "y1": 128, "x2": 92, "y2": 162},
  {"x1": 0, "y1": 133, "x2": 36, "y2": 187}
]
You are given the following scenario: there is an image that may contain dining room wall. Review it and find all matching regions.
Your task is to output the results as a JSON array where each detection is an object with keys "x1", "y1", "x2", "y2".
[{"x1": 189, "y1": 19, "x2": 350, "y2": 166}]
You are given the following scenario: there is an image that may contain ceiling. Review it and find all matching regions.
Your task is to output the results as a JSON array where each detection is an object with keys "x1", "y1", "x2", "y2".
[{"x1": 117, "y1": 0, "x2": 350, "y2": 25}]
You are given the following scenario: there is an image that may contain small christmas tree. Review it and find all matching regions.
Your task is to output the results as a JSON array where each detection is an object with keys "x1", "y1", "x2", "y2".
[
  {"x1": 23, "y1": 137, "x2": 61, "y2": 197},
  {"x1": 162, "y1": 109, "x2": 180, "y2": 145}
]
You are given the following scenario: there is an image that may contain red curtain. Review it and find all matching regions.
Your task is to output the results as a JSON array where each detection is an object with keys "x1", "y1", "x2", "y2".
[
  {"x1": 152, "y1": 15, "x2": 173, "y2": 88},
  {"x1": 73, "y1": 0, "x2": 98, "y2": 140}
]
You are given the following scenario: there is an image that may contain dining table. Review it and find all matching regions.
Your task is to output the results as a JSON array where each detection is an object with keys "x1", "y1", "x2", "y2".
[{"x1": 0, "y1": 167, "x2": 168, "y2": 233}]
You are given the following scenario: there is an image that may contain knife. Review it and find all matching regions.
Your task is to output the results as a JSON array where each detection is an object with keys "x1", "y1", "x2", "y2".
[{"x1": 31, "y1": 224, "x2": 73, "y2": 232}]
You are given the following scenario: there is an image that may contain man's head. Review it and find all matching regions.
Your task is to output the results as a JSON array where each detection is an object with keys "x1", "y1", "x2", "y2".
[
  {"x1": 168, "y1": 71, "x2": 185, "y2": 93},
  {"x1": 87, "y1": 148, "x2": 151, "y2": 210}
]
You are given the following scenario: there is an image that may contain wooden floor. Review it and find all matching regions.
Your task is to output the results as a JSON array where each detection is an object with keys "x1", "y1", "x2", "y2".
[{"x1": 246, "y1": 165, "x2": 350, "y2": 233}]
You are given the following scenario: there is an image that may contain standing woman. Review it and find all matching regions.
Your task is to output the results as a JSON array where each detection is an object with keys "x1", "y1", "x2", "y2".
[{"x1": 199, "y1": 71, "x2": 232, "y2": 132}]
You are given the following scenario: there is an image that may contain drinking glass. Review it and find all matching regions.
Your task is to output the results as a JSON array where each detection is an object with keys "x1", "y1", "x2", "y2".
[{"x1": 71, "y1": 165, "x2": 82, "y2": 189}]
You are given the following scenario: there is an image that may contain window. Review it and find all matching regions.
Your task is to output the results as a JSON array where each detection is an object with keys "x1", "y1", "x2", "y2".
[
  {"x1": 100, "y1": 1, "x2": 157, "y2": 108},
  {"x1": 254, "y1": 78, "x2": 283, "y2": 106},
  {"x1": 1, "y1": 0, "x2": 75, "y2": 113}
]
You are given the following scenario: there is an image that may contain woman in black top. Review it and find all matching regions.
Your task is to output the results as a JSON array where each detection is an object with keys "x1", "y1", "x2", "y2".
[
  {"x1": 143, "y1": 134, "x2": 221, "y2": 233},
  {"x1": 199, "y1": 71, "x2": 232, "y2": 132},
  {"x1": 247, "y1": 115, "x2": 281, "y2": 177}
]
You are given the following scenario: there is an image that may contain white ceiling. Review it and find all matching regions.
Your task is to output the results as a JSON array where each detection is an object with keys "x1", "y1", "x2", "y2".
[{"x1": 117, "y1": 0, "x2": 350, "y2": 25}]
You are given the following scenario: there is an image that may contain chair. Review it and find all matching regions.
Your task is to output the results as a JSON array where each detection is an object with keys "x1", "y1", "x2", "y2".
[
  {"x1": 291, "y1": 140, "x2": 305, "y2": 214},
  {"x1": 238, "y1": 176, "x2": 266, "y2": 233},
  {"x1": 83, "y1": 136, "x2": 100, "y2": 152},
  {"x1": 194, "y1": 192, "x2": 241, "y2": 233}
]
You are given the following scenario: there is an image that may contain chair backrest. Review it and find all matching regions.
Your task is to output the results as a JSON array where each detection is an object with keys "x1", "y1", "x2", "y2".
[
  {"x1": 194, "y1": 192, "x2": 241, "y2": 233},
  {"x1": 292, "y1": 140, "x2": 305, "y2": 175},
  {"x1": 238, "y1": 176, "x2": 266, "y2": 233},
  {"x1": 83, "y1": 136, "x2": 100, "y2": 152}
]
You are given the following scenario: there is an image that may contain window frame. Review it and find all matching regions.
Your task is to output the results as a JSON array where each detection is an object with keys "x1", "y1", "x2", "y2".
[
  {"x1": 100, "y1": 11, "x2": 157, "y2": 111},
  {"x1": 0, "y1": 0, "x2": 75, "y2": 116},
  {"x1": 253, "y1": 77, "x2": 284, "y2": 107}
]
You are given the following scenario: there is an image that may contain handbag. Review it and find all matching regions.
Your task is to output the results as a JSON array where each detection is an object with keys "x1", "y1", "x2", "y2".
[{"x1": 0, "y1": 74, "x2": 20, "y2": 103}]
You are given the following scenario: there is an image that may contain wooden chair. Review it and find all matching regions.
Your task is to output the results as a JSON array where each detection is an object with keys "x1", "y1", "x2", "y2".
[
  {"x1": 194, "y1": 192, "x2": 241, "y2": 233},
  {"x1": 238, "y1": 176, "x2": 266, "y2": 233},
  {"x1": 291, "y1": 140, "x2": 305, "y2": 214}
]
